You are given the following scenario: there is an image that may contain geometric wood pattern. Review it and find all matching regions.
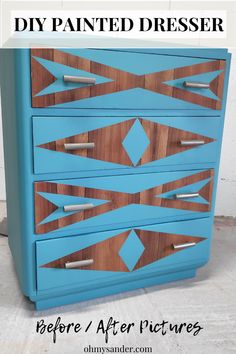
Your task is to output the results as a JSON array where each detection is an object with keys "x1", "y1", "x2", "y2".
[
  {"x1": 37, "y1": 118, "x2": 215, "y2": 167},
  {"x1": 31, "y1": 49, "x2": 225, "y2": 109},
  {"x1": 41, "y1": 229, "x2": 205, "y2": 272},
  {"x1": 34, "y1": 169, "x2": 214, "y2": 234}
]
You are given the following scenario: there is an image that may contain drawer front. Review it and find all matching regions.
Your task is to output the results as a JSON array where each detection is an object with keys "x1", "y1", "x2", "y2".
[
  {"x1": 31, "y1": 48, "x2": 225, "y2": 110},
  {"x1": 36, "y1": 218, "x2": 211, "y2": 291},
  {"x1": 34, "y1": 169, "x2": 214, "y2": 236},
  {"x1": 33, "y1": 116, "x2": 220, "y2": 175}
]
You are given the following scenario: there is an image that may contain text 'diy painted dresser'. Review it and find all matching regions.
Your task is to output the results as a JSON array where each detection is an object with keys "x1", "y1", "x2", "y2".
[{"x1": 0, "y1": 48, "x2": 231, "y2": 309}]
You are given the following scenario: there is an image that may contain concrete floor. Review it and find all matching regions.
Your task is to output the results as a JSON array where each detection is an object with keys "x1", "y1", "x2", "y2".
[{"x1": 0, "y1": 201, "x2": 236, "y2": 354}]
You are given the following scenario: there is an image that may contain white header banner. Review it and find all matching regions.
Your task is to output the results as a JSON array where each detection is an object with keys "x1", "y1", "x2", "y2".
[{"x1": 11, "y1": 11, "x2": 227, "y2": 39}]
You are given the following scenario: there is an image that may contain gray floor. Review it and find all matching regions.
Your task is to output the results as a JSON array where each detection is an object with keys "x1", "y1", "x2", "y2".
[{"x1": 0, "y1": 201, "x2": 236, "y2": 354}]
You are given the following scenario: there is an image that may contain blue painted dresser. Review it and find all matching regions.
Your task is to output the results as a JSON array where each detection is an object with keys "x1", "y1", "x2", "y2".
[{"x1": 0, "y1": 48, "x2": 231, "y2": 309}]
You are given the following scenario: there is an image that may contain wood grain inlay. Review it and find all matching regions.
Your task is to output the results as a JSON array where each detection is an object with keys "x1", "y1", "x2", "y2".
[
  {"x1": 31, "y1": 49, "x2": 56, "y2": 98},
  {"x1": 31, "y1": 49, "x2": 225, "y2": 109},
  {"x1": 34, "y1": 169, "x2": 214, "y2": 234},
  {"x1": 134, "y1": 230, "x2": 205, "y2": 270},
  {"x1": 38, "y1": 119, "x2": 134, "y2": 166},
  {"x1": 37, "y1": 118, "x2": 215, "y2": 167},
  {"x1": 41, "y1": 229, "x2": 205, "y2": 271}
]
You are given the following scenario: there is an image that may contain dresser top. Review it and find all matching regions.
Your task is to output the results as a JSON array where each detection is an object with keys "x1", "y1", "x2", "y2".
[
  {"x1": 88, "y1": 48, "x2": 230, "y2": 60},
  {"x1": 0, "y1": 46, "x2": 229, "y2": 61}
]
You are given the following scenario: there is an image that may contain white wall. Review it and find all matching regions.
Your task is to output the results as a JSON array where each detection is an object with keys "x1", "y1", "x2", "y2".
[
  {"x1": 215, "y1": 48, "x2": 236, "y2": 216},
  {"x1": 0, "y1": 97, "x2": 5, "y2": 200},
  {"x1": 0, "y1": 49, "x2": 236, "y2": 216}
]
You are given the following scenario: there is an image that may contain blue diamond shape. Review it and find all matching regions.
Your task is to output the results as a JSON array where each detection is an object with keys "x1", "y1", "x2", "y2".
[
  {"x1": 119, "y1": 230, "x2": 145, "y2": 271},
  {"x1": 122, "y1": 119, "x2": 150, "y2": 166}
]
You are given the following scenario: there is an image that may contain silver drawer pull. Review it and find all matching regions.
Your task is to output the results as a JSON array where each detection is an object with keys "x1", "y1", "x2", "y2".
[
  {"x1": 183, "y1": 81, "x2": 210, "y2": 89},
  {"x1": 172, "y1": 242, "x2": 196, "y2": 250},
  {"x1": 63, "y1": 75, "x2": 96, "y2": 84},
  {"x1": 180, "y1": 140, "x2": 205, "y2": 146},
  {"x1": 63, "y1": 203, "x2": 94, "y2": 212},
  {"x1": 175, "y1": 193, "x2": 199, "y2": 199},
  {"x1": 64, "y1": 142, "x2": 95, "y2": 150},
  {"x1": 65, "y1": 259, "x2": 94, "y2": 269}
]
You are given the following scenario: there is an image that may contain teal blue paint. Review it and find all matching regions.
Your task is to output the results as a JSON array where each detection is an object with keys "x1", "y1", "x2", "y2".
[
  {"x1": 101, "y1": 48, "x2": 228, "y2": 59},
  {"x1": 36, "y1": 218, "x2": 211, "y2": 292},
  {"x1": 33, "y1": 115, "x2": 221, "y2": 175},
  {"x1": 32, "y1": 56, "x2": 113, "y2": 96},
  {"x1": 34, "y1": 143, "x2": 219, "y2": 175},
  {"x1": 143, "y1": 142, "x2": 219, "y2": 169},
  {"x1": 37, "y1": 169, "x2": 213, "y2": 235},
  {"x1": 33, "y1": 115, "x2": 219, "y2": 146},
  {"x1": 0, "y1": 47, "x2": 231, "y2": 309},
  {"x1": 53, "y1": 87, "x2": 211, "y2": 110},
  {"x1": 37, "y1": 218, "x2": 211, "y2": 265},
  {"x1": 118, "y1": 230, "x2": 145, "y2": 271},
  {"x1": 37, "y1": 212, "x2": 211, "y2": 240},
  {"x1": 122, "y1": 119, "x2": 150, "y2": 165},
  {"x1": 32, "y1": 108, "x2": 221, "y2": 117},
  {"x1": 157, "y1": 177, "x2": 212, "y2": 204},
  {"x1": 59, "y1": 49, "x2": 212, "y2": 75},
  {"x1": 145, "y1": 116, "x2": 221, "y2": 135},
  {"x1": 0, "y1": 50, "x2": 28, "y2": 294},
  {"x1": 33, "y1": 116, "x2": 133, "y2": 145},
  {"x1": 34, "y1": 148, "x2": 126, "y2": 174},
  {"x1": 164, "y1": 70, "x2": 224, "y2": 100},
  {"x1": 37, "y1": 192, "x2": 110, "y2": 225},
  {"x1": 39, "y1": 203, "x2": 202, "y2": 237},
  {"x1": 139, "y1": 217, "x2": 212, "y2": 235},
  {"x1": 34, "y1": 268, "x2": 198, "y2": 310},
  {"x1": 53, "y1": 169, "x2": 207, "y2": 193},
  {"x1": 33, "y1": 49, "x2": 222, "y2": 109},
  {"x1": 60, "y1": 48, "x2": 229, "y2": 60}
]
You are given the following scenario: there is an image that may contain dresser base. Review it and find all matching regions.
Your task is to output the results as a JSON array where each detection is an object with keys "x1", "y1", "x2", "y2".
[{"x1": 33, "y1": 268, "x2": 197, "y2": 310}]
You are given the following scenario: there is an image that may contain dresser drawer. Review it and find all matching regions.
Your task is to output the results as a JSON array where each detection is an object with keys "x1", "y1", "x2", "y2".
[
  {"x1": 34, "y1": 168, "x2": 214, "y2": 236},
  {"x1": 31, "y1": 48, "x2": 225, "y2": 110},
  {"x1": 33, "y1": 115, "x2": 220, "y2": 174},
  {"x1": 36, "y1": 218, "x2": 211, "y2": 291}
]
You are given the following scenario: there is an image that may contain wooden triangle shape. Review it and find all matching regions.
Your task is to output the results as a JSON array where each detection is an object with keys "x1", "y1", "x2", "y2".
[
  {"x1": 134, "y1": 229, "x2": 205, "y2": 270},
  {"x1": 41, "y1": 231, "x2": 131, "y2": 272},
  {"x1": 198, "y1": 180, "x2": 212, "y2": 203},
  {"x1": 37, "y1": 119, "x2": 135, "y2": 166},
  {"x1": 35, "y1": 193, "x2": 58, "y2": 225},
  {"x1": 139, "y1": 119, "x2": 214, "y2": 165},
  {"x1": 210, "y1": 71, "x2": 224, "y2": 98},
  {"x1": 31, "y1": 56, "x2": 56, "y2": 96}
]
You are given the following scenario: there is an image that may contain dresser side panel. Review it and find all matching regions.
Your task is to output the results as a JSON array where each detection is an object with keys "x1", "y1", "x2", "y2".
[{"x1": 0, "y1": 49, "x2": 34, "y2": 296}]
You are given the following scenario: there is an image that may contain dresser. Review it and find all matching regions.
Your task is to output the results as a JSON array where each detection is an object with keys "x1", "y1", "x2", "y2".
[{"x1": 0, "y1": 48, "x2": 231, "y2": 310}]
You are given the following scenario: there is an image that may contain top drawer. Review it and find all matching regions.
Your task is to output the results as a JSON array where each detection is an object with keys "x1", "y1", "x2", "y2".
[{"x1": 31, "y1": 49, "x2": 226, "y2": 110}]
